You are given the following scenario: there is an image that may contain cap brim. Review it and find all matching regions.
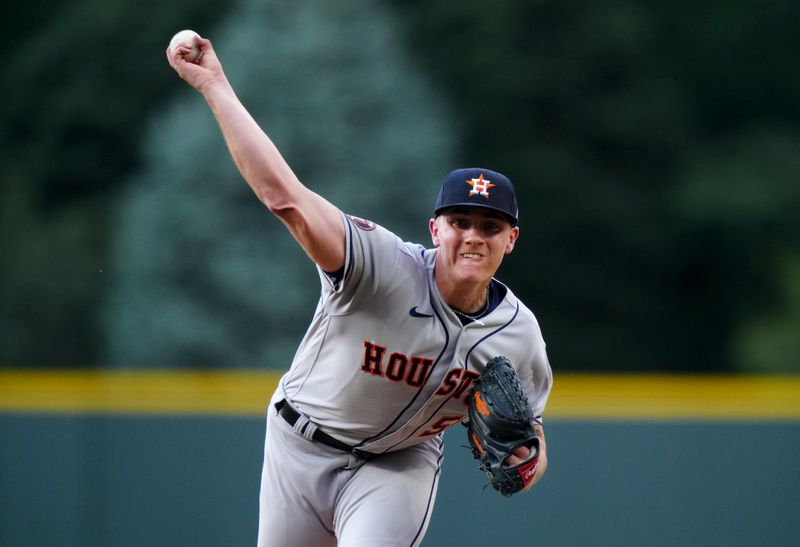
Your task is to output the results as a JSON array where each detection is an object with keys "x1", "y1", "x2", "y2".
[{"x1": 434, "y1": 202, "x2": 518, "y2": 225}]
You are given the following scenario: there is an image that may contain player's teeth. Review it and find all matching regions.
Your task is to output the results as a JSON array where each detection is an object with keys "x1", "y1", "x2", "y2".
[{"x1": 463, "y1": 253, "x2": 480, "y2": 258}]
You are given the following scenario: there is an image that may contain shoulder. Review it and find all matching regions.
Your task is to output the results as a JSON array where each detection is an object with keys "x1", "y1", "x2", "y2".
[
  {"x1": 341, "y1": 212, "x2": 429, "y2": 281},
  {"x1": 342, "y1": 213, "x2": 402, "y2": 258},
  {"x1": 344, "y1": 214, "x2": 418, "y2": 251},
  {"x1": 343, "y1": 213, "x2": 379, "y2": 232}
]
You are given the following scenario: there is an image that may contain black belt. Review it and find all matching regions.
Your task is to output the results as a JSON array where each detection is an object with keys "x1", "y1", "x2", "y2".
[{"x1": 275, "y1": 400, "x2": 376, "y2": 460}]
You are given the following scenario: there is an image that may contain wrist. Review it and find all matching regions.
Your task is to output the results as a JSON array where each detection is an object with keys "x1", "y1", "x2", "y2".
[{"x1": 200, "y1": 76, "x2": 233, "y2": 102}]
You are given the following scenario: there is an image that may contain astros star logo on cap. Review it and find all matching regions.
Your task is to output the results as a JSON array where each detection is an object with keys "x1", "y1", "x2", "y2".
[{"x1": 466, "y1": 173, "x2": 496, "y2": 199}]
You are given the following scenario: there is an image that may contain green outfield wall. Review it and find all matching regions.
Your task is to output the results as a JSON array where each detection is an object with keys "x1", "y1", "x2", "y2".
[{"x1": 1, "y1": 372, "x2": 798, "y2": 547}]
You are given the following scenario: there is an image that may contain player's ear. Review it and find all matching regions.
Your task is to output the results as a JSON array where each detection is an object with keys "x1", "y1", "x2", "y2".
[
  {"x1": 429, "y1": 217, "x2": 440, "y2": 247},
  {"x1": 504, "y1": 226, "x2": 519, "y2": 255}
]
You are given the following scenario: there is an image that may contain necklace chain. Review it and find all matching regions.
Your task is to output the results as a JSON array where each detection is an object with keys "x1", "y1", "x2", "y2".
[{"x1": 451, "y1": 286, "x2": 491, "y2": 320}]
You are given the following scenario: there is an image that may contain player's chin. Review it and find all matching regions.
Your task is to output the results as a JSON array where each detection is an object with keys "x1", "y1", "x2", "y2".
[
  {"x1": 453, "y1": 271, "x2": 489, "y2": 288},
  {"x1": 454, "y1": 261, "x2": 490, "y2": 280}
]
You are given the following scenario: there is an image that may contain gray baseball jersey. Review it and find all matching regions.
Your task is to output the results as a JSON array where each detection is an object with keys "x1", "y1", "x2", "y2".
[{"x1": 278, "y1": 212, "x2": 552, "y2": 454}]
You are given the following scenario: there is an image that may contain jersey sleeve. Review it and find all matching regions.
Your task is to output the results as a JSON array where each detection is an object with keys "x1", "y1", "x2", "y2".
[
  {"x1": 525, "y1": 343, "x2": 552, "y2": 424},
  {"x1": 512, "y1": 312, "x2": 553, "y2": 425},
  {"x1": 317, "y1": 212, "x2": 404, "y2": 314}
]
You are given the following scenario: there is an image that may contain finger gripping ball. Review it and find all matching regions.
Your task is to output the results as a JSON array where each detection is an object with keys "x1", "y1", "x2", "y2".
[{"x1": 169, "y1": 29, "x2": 203, "y2": 63}]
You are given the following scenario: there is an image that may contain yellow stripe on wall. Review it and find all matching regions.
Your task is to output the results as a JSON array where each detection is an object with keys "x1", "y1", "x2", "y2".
[
  {"x1": 0, "y1": 370, "x2": 282, "y2": 416},
  {"x1": 1, "y1": 370, "x2": 799, "y2": 420},
  {"x1": 547, "y1": 373, "x2": 800, "y2": 420}
]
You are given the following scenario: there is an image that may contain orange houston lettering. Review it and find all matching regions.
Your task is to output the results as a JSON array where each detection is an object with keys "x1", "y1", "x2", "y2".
[
  {"x1": 435, "y1": 369, "x2": 462, "y2": 396},
  {"x1": 385, "y1": 353, "x2": 407, "y2": 382},
  {"x1": 361, "y1": 340, "x2": 387, "y2": 376},
  {"x1": 453, "y1": 370, "x2": 480, "y2": 400},
  {"x1": 360, "y1": 341, "x2": 433, "y2": 388},
  {"x1": 406, "y1": 356, "x2": 433, "y2": 387}
]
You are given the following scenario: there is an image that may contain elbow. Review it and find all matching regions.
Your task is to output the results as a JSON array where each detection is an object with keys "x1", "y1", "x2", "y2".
[
  {"x1": 265, "y1": 196, "x2": 296, "y2": 218},
  {"x1": 254, "y1": 172, "x2": 304, "y2": 221},
  {"x1": 263, "y1": 185, "x2": 313, "y2": 235},
  {"x1": 266, "y1": 199, "x2": 306, "y2": 230},
  {"x1": 259, "y1": 179, "x2": 298, "y2": 219}
]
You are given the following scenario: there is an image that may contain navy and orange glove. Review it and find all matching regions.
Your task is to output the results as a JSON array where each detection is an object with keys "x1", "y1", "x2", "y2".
[{"x1": 464, "y1": 356, "x2": 540, "y2": 497}]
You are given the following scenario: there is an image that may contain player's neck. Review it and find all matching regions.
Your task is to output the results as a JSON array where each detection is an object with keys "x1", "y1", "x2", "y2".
[
  {"x1": 435, "y1": 271, "x2": 490, "y2": 315},
  {"x1": 452, "y1": 286, "x2": 490, "y2": 317}
]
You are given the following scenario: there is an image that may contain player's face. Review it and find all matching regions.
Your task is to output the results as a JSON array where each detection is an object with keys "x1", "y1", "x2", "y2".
[{"x1": 429, "y1": 208, "x2": 519, "y2": 285}]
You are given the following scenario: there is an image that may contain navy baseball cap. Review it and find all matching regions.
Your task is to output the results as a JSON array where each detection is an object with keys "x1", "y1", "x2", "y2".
[{"x1": 433, "y1": 167, "x2": 519, "y2": 225}]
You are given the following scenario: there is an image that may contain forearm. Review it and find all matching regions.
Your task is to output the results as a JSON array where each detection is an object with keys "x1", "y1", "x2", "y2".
[
  {"x1": 202, "y1": 82, "x2": 344, "y2": 268},
  {"x1": 167, "y1": 36, "x2": 345, "y2": 270},
  {"x1": 201, "y1": 80, "x2": 301, "y2": 210}
]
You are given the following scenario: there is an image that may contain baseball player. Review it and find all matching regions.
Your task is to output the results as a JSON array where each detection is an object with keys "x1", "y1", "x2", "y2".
[{"x1": 167, "y1": 36, "x2": 552, "y2": 547}]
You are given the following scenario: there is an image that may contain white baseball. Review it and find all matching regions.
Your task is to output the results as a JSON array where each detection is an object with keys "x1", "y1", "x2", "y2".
[{"x1": 169, "y1": 30, "x2": 203, "y2": 63}]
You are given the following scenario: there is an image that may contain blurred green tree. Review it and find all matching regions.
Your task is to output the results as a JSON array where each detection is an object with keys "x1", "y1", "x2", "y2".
[
  {"x1": 100, "y1": 0, "x2": 457, "y2": 367},
  {"x1": 1, "y1": 0, "x2": 234, "y2": 365},
  {"x1": 391, "y1": 0, "x2": 800, "y2": 372},
  {"x1": 672, "y1": 126, "x2": 800, "y2": 373},
  {"x1": 3, "y1": 0, "x2": 798, "y2": 373}
]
